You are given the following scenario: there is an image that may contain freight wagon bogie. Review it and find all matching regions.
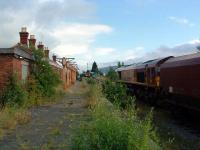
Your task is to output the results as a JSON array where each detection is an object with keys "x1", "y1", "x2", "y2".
[{"x1": 125, "y1": 82, "x2": 160, "y2": 105}]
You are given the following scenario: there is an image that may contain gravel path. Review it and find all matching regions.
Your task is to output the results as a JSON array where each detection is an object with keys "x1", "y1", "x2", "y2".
[{"x1": 0, "y1": 82, "x2": 89, "y2": 150}]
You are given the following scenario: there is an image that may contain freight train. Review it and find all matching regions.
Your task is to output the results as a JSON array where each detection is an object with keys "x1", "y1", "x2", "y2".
[{"x1": 116, "y1": 52, "x2": 200, "y2": 111}]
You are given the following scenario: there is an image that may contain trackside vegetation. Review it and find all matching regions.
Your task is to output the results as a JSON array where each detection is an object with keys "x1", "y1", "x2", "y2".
[
  {"x1": 71, "y1": 78, "x2": 161, "y2": 150},
  {"x1": 31, "y1": 47, "x2": 61, "y2": 97},
  {"x1": 102, "y1": 80, "x2": 134, "y2": 108},
  {"x1": 0, "y1": 47, "x2": 62, "y2": 138}
]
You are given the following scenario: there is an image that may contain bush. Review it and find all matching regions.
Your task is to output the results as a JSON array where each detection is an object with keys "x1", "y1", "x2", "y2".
[
  {"x1": 0, "y1": 74, "x2": 27, "y2": 107},
  {"x1": 31, "y1": 48, "x2": 61, "y2": 97},
  {"x1": 22, "y1": 76, "x2": 43, "y2": 107},
  {"x1": 102, "y1": 80, "x2": 133, "y2": 108},
  {"x1": 106, "y1": 68, "x2": 119, "y2": 81}
]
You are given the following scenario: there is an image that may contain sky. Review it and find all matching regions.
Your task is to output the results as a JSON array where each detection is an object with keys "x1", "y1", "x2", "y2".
[{"x1": 0, "y1": 0, "x2": 200, "y2": 70}]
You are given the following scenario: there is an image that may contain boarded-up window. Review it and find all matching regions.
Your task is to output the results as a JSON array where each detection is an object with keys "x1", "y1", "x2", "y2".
[{"x1": 22, "y1": 61, "x2": 29, "y2": 81}]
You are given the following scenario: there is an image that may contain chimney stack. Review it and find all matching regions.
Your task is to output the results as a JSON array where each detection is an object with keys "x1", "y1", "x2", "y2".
[
  {"x1": 19, "y1": 27, "x2": 29, "y2": 46},
  {"x1": 53, "y1": 55, "x2": 57, "y2": 62},
  {"x1": 28, "y1": 35, "x2": 36, "y2": 48},
  {"x1": 44, "y1": 47, "x2": 50, "y2": 58},
  {"x1": 37, "y1": 41, "x2": 44, "y2": 50}
]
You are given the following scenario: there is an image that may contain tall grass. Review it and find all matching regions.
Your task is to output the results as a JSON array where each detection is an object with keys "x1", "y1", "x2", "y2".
[
  {"x1": 0, "y1": 107, "x2": 31, "y2": 139},
  {"x1": 85, "y1": 83, "x2": 102, "y2": 109},
  {"x1": 71, "y1": 81, "x2": 161, "y2": 150}
]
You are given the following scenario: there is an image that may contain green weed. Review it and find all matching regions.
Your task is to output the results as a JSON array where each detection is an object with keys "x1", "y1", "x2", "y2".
[
  {"x1": 0, "y1": 73, "x2": 27, "y2": 107},
  {"x1": 102, "y1": 80, "x2": 134, "y2": 108},
  {"x1": 71, "y1": 82, "x2": 161, "y2": 150},
  {"x1": 50, "y1": 127, "x2": 61, "y2": 136}
]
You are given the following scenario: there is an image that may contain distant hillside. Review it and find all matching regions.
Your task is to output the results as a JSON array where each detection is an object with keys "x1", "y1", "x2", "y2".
[{"x1": 99, "y1": 66, "x2": 118, "y2": 75}]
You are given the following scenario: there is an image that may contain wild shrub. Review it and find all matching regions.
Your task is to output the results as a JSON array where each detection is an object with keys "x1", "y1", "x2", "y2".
[
  {"x1": 106, "y1": 67, "x2": 119, "y2": 82},
  {"x1": 102, "y1": 80, "x2": 133, "y2": 108},
  {"x1": 23, "y1": 75, "x2": 43, "y2": 107},
  {"x1": 0, "y1": 74, "x2": 27, "y2": 107},
  {"x1": 31, "y1": 48, "x2": 61, "y2": 97}
]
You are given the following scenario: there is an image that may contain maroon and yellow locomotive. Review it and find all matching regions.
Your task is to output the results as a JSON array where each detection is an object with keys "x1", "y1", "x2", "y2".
[{"x1": 116, "y1": 53, "x2": 200, "y2": 111}]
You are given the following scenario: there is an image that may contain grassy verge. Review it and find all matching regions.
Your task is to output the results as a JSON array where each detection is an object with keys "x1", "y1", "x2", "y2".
[
  {"x1": 0, "y1": 86, "x2": 65, "y2": 140},
  {"x1": 71, "y1": 80, "x2": 161, "y2": 150}
]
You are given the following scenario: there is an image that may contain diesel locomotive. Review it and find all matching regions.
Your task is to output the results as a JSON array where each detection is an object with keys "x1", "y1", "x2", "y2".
[{"x1": 116, "y1": 52, "x2": 200, "y2": 111}]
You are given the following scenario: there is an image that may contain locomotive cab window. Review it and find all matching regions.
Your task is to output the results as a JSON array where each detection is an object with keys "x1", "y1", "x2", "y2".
[{"x1": 156, "y1": 67, "x2": 160, "y2": 76}]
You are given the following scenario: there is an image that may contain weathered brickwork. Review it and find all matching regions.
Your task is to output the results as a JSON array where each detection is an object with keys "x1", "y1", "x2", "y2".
[
  {"x1": 0, "y1": 55, "x2": 13, "y2": 90},
  {"x1": 13, "y1": 57, "x2": 22, "y2": 80},
  {"x1": 0, "y1": 55, "x2": 29, "y2": 91},
  {"x1": 52, "y1": 61, "x2": 77, "y2": 90}
]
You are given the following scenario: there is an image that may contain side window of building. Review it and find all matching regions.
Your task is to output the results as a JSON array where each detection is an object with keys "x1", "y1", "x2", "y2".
[{"x1": 22, "y1": 61, "x2": 29, "y2": 81}]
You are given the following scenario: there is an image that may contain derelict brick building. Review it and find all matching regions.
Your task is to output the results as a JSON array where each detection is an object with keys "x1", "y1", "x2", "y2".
[{"x1": 0, "y1": 27, "x2": 77, "y2": 91}]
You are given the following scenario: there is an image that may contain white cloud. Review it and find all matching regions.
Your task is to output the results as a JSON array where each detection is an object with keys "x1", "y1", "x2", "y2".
[
  {"x1": 95, "y1": 48, "x2": 116, "y2": 56},
  {"x1": 168, "y1": 16, "x2": 195, "y2": 27},
  {"x1": 123, "y1": 46, "x2": 145, "y2": 60},
  {"x1": 0, "y1": 0, "x2": 96, "y2": 47},
  {"x1": 188, "y1": 39, "x2": 200, "y2": 44},
  {"x1": 106, "y1": 46, "x2": 145, "y2": 61},
  {"x1": 51, "y1": 23, "x2": 112, "y2": 57}
]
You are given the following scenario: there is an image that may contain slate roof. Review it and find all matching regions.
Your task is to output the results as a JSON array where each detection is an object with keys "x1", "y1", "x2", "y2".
[
  {"x1": 49, "y1": 60, "x2": 63, "y2": 69},
  {"x1": 0, "y1": 43, "x2": 34, "y2": 60}
]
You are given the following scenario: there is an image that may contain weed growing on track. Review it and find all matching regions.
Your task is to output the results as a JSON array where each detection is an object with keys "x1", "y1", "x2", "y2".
[
  {"x1": 71, "y1": 80, "x2": 161, "y2": 150},
  {"x1": 102, "y1": 80, "x2": 134, "y2": 108}
]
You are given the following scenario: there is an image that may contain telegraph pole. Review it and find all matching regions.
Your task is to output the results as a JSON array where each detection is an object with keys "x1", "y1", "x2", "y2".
[{"x1": 87, "y1": 63, "x2": 88, "y2": 71}]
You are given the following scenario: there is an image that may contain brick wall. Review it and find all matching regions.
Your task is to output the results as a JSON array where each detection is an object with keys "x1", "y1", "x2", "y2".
[
  {"x1": 13, "y1": 57, "x2": 22, "y2": 80},
  {"x1": 0, "y1": 55, "x2": 31, "y2": 91},
  {"x1": 0, "y1": 55, "x2": 14, "y2": 91}
]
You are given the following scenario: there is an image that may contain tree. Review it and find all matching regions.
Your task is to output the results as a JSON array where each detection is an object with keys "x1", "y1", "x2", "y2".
[
  {"x1": 91, "y1": 61, "x2": 99, "y2": 73},
  {"x1": 117, "y1": 61, "x2": 121, "y2": 68},
  {"x1": 121, "y1": 62, "x2": 124, "y2": 66}
]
